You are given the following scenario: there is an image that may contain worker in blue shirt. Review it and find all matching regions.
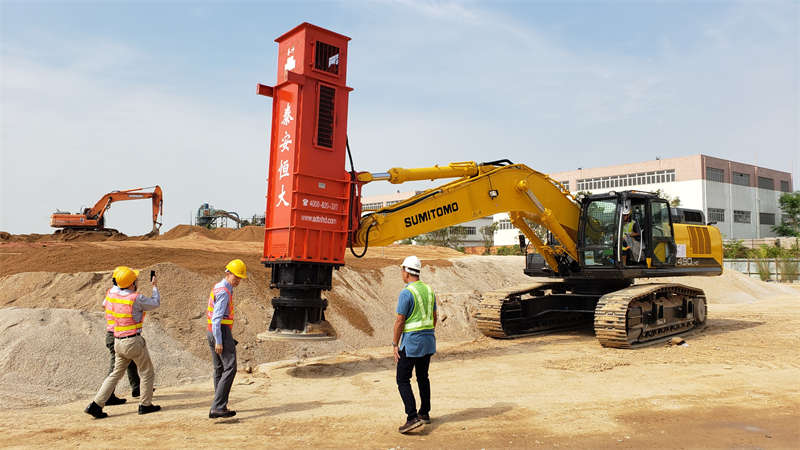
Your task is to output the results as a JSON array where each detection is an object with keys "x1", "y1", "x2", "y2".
[
  {"x1": 206, "y1": 259, "x2": 247, "y2": 419},
  {"x1": 392, "y1": 255, "x2": 437, "y2": 434}
]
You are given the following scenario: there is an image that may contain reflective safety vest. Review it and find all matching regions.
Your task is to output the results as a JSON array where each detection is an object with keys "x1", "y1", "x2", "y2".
[
  {"x1": 623, "y1": 221, "x2": 633, "y2": 234},
  {"x1": 206, "y1": 282, "x2": 234, "y2": 332},
  {"x1": 103, "y1": 288, "x2": 117, "y2": 332},
  {"x1": 403, "y1": 281, "x2": 435, "y2": 333},
  {"x1": 106, "y1": 290, "x2": 143, "y2": 337}
]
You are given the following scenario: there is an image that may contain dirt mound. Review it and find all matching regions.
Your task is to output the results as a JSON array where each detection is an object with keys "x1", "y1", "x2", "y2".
[
  {"x1": 0, "y1": 307, "x2": 208, "y2": 408},
  {"x1": 640, "y1": 269, "x2": 799, "y2": 304},
  {"x1": 0, "y1": 229, "x2": 130, "y2": 243},
  {"x1": 224, "y1": 226, "x2": 265, "y2": 241},
  {"x1": 0, "y1": 256, "x2": 531, "y2": 407},
  {"x1": 155, "y1": 225, "x2": 261, "y2": 241},
  {"x1": 157, "y1": 225, "x2": 218, "y2": 240}
]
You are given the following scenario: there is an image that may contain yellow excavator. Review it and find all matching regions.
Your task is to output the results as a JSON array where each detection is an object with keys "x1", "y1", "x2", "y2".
[{"x1": 351, "y1": 160, "x2": 722, "y2": 348}]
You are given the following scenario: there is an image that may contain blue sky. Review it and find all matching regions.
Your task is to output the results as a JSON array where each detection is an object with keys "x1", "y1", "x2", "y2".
[{"x1": 1, "y1": 0, "x2": 798, "y2": 234}]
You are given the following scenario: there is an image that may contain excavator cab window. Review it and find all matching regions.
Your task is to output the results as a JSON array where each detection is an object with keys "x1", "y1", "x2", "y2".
[
  {"x1": 581, "y1": 199, "x2": 618, "y2": 267},
  {"x1": 648, "y1": 200, "x2": 676, "y2": 265}
]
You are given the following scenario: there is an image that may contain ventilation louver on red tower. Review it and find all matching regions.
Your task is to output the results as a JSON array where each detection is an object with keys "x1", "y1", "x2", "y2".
[
  {"x1": 314, "y1": 41, "x2": 340, "y2": 75},
  {"x1": 316, "y1": 85, "x2": 335, "y2": 148}
]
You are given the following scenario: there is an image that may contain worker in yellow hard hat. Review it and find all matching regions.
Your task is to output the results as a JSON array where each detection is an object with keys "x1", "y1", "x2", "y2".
[
  {"x1": 206, "y1": 259, "x2": 247, "y2": 418},
  {"x1": 85, "y1": 265, "x2": 162, "y2": 419},
  {"x1": 98, "y1": 267, "x2": 142, "y2": 407}
]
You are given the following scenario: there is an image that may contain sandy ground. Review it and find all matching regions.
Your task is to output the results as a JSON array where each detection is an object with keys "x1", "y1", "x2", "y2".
[
  {"x1": 1, "y1": 226, "x2": 799, "y2": 448},
  {"x1": 2, "y1": 295, "x2": 798, "y2": 449}
]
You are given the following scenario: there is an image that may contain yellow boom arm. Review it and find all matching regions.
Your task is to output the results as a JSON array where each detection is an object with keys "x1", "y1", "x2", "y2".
[{"x1": 354, "y1": 163, "x2": 581, "y2": 272}]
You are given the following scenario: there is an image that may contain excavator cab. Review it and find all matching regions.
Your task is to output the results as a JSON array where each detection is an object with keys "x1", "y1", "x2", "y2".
[{"x1": 577, "y1": 191, "x2": 677, "y2": 274}]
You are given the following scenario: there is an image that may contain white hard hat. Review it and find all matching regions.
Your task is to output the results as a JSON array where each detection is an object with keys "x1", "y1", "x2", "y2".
[
  {"x1": 622, "y1": 206, "x2": 631, "y2": 215},
  {"x1": 401, "y1": 255, "x2": 422, "y2": 275}
]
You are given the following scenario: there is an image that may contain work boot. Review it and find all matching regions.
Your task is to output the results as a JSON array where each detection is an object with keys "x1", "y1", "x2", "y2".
[
  {"x1": 105, "y1": 393, "x2": 127, "y2": 406},
  {"x1": 398, "y1": 416, "x2": 424, "y2": 434},
  {"x1": 138, "y1": 404, "x2": 161, "y2": 415},
  {"x1": 209, "y1": 409, "x2": 236, "y2": 419},
  {"x1": 84, "y1": 402, "x2": 108, "y2": 419},
  {"x1": 418, "y1": 413, "x2": 431, "y2": 424},
  {"x1": 132, "y1": 387, "x2": 154, "y2": 398}
]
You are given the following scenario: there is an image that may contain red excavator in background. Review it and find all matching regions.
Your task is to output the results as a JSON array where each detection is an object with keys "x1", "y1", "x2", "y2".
[{"x1": 50, "y1": 186, "x2": 163, "y2": 235}]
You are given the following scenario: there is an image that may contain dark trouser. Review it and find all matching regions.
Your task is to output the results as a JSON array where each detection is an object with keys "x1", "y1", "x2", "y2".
[
  {"x1": 105, "y1": 331, "x2": 140, "y2": 393},
  {"x1": 396, "y1": 349, "x2": 432, "y2": 421},
  {"x1": 207, "y1": 327, "x2": 237, "y2": 411}
]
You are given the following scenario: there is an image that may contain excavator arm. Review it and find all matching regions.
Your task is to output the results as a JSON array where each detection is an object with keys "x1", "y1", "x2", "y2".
[
  {"x1": 352, "y1": 162, "x2": 581, "y2": 274},
  {"x1": 50, "y1": 186, "x2": 163, "y2": 234}
]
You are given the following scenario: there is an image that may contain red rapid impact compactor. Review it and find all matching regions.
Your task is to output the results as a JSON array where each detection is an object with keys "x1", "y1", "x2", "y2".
[{"x1": 257, "y1": 23, "x2": 360, "y2": 340}]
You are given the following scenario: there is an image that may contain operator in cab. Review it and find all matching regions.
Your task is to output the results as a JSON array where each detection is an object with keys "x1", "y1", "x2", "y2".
[
  {"x1": 85, "y1": 266, "x2": 161, "y2": 419},
  {"x1": 206, "y1": 259, "x2": 247, "y2": 419},
  {"x1": 392, "y1": 255, "x2": 437, "y2": 434},
  {"x1": 621, "y1": 205, "x2": 644, "y2": 265}
]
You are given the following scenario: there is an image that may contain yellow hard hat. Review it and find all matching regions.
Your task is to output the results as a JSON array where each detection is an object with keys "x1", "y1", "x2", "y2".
[
  {"x1": 225, "y1": 259, "x2": 247, "y2": 279},
  {"x1": 115, "y1": 266, "x2": 140, "y2": 289},
  {"x1": 112, "y1": 266, "x2": 124, "y2": 282}
]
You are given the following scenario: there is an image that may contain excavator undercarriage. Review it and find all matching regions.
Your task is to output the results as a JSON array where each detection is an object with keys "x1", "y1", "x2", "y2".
[{"x1": 476, "y1": 281, "x2": 707, "y2": 348}]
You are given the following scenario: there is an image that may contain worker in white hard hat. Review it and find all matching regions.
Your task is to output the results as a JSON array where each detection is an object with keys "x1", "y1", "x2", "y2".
[
  {"x1": 393, "y1": 255, "x2": 437, "y2": 434},
  {"x1": 206, "y1": 259, "x2": 247, "y2": 419},
  {"x1": 621, "y1": 205, "x2": 643, "y2": 265}
]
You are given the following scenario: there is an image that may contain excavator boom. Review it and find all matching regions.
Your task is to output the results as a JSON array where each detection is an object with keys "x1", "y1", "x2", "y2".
[
  {"x1": 50, "y1": 186, "x2": 163, "y2": 234},
  {"x1": 353, "y1": 162, "x2": 581, "y2": 273}
]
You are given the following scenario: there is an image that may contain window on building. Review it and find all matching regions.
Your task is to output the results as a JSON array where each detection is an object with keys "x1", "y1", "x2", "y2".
[
  {"x1": 497, "y1": 219, "x2": 516, "y2": 230},
  {"x1": 708, "y1": 208, "x2": 725, "y2": 223},
  {"x1": 759, "y1": 213, "x2": 775, "y2": 226},
  {"x1": 362, "y1": 202, "x2": 384, "y2": 211},
  {"x1": 757, "y1": 176, "x2": 774, "y2": 190},
  {"x1": 780, "y1": 180, "x2": 790, "y2": 192},
  {"x1": 706, "y1": 167, "x2": 724, "y2": 182},
  {"x1": 732, "y1": 172, "x2": 750, "y2": 186},
  {"x1": 734, "y1": 210, "x2": 751, "y2": 224}
]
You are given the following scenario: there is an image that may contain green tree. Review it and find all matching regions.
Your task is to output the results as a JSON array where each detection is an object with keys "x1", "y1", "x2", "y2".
[
  {"x1": 416, "y1": 226, "x2": 469, "y2": 250},
  {"x1": 479, "y1": 223, "x2": 498, "y2": 254},
  {"x1": 773, "y1": 192, "x2": 800, "y2": 237},
  {"x1": 654, "y1": 189, "x2": 681, "y2": 207}
]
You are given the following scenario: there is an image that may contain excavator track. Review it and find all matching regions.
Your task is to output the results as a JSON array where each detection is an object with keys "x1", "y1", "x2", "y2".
[
  {"x1": 594, "y1": 283, "x2": 706, "y2": 348},
  {"x1": 476, "y1": 282, "x2": 707, "y2": 347},
  {"x1": 476, "y1": 282, "x2": 597, "y2": 339}
]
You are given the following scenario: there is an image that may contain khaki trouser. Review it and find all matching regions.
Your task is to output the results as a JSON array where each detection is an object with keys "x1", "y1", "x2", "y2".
[{"x1": 94, "y1": 335, "x2": 155, "y2": 407}]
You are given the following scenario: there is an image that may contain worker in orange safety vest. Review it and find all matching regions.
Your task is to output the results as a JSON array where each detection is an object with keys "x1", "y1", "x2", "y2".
[
  {"x1": 206, "y1": 259, "x2": 247, "y2": 419},
  {"x1": 100, "y1": 266, "x2": 141, "y2": 406},
  {"x1": 85, "y1": 266, "x2": 161, "y2": 419}
]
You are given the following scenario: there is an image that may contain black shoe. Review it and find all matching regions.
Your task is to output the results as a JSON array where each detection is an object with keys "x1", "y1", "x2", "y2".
[
  {"x1": 84, "y1": 402, "x2": 108, "y2": 419},
  {"x1": 131, "y1": 387, "x2": 154, "y2": 398},
  {"x1": 418, "y1": 413, "x2": 431, "y2": 424},
  {"x1": 106, "y1": 394, "x2": 127, "y2": 406},
  {"x1": 398, "y1": 417, "x2": 424, "y2": 434},
  {"x1": 138, "y1": 404, "x2": 161, "y2": 415},
  {"x1": 209, "y1": 409, "x2": 236, "y2": 419}
]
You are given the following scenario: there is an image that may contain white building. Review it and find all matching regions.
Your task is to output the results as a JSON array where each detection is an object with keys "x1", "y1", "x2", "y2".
[
  {"x1": 360, "y1": 191, "x2": 492, "y2": 247},
  {"x1": 548, "y1": 154, "x2": 791, "y2": 240}
]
